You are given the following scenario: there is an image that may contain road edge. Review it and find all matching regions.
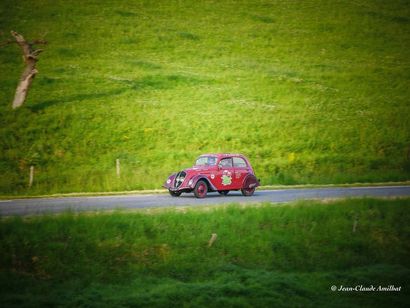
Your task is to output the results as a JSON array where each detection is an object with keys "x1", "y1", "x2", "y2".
[{"x1": 0, "y1": 180, "x2": 409, "y2": 200}]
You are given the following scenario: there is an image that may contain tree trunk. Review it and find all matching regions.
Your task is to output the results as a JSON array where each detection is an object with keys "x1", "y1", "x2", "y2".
[{"x1": 10, "y1": 31, "x2": 43, "y2": 109}]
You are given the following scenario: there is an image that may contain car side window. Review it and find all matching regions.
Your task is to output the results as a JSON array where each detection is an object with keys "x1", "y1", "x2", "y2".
[
  {"x1": 233, "y1": 157, "x2": 247, "y2": 168},
  {"x1": 218, "y1": 158, "x2": 233, "y2": 168}
]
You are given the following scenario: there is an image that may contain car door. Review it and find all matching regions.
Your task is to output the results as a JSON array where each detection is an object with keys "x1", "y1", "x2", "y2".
[
  {"x1": 216, "y1": 157, "x2": 235, "y2": 190},
  {"x1": 233, "y1": 156, "x2": 250, "y2": 189}
]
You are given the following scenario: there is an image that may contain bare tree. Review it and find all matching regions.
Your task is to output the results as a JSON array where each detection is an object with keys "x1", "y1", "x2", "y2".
[{"x1": 1, "y1": 31, "x2": 47, "y2": 109}]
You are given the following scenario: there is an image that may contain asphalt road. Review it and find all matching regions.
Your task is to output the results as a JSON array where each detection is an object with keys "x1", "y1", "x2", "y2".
[{"x1": 0, "y1": 186, "x2": 409, "y2": 216}]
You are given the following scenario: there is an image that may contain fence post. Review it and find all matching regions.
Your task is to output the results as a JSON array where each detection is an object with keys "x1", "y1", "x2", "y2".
[
  {"x1": 352, "y1": 214, "x2": 358, "y2": 233},
  {"x1": 208, "y1": 233, "x2": 218, "y2": 247},
  {"x1": 116, "y1": 159, "x2": 120, "y2": 178},
  {"x1": 29, "y1": 165, "x2": 34, "y2": 188}
]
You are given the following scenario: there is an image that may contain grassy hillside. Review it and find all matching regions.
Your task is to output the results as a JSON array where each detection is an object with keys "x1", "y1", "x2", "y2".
[
  {"x1": 1, "y1": 198, "x2": 409, "y2": 306},
  {"x1": 0, "y1": 0, "x2": 409, "y2": 194}
]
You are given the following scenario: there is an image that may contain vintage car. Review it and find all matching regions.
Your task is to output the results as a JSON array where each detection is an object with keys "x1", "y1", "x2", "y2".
[{"x1": 163, "y1": 153, "x2": 260, "y2": 198}]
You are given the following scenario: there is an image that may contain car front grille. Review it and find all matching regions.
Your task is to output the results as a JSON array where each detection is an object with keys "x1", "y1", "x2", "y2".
[{"x1": 174, "y1": 171, "x2": 186, "y2": 188}]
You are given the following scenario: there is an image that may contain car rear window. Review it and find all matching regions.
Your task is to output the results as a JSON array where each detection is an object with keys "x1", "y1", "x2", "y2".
[{"x1": 233, "y1": 157, "x2": 247, "y2": 168}]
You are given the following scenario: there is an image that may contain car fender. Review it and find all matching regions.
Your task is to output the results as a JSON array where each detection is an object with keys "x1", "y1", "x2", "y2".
[
  {"x1": 163, "y1": 173, "x2": 177, "y2": 189},
  {"x1": 242, "y1": 174, "x2": 260, "y2": 189},
  {"x1": 188, "y1": 174, "x2": 217, "y2": 191}
]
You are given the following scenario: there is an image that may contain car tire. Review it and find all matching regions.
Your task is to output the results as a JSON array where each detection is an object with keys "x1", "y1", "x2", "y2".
[
  {"x1": 218, "y1": 190, "x2": 229, "y2": 196},
  {"x1": 194, "y1": 180, "x2": 208, "y2": 198},
  {"x1": 169, "y1": 190, "x2": 182, "y2": 197},
  {"x1": 241, "y1": 187, "x2": 255, "y2": 196}
]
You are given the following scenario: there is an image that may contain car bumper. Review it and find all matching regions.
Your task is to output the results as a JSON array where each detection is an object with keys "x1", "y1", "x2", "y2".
[{"x1": 163, "y1": 183, "x2": 193, "y2": 192}]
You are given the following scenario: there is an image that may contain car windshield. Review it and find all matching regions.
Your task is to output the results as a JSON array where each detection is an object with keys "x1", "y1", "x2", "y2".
[{"x1": 195, "y1": 156, "x2": 217, "y2": 166}]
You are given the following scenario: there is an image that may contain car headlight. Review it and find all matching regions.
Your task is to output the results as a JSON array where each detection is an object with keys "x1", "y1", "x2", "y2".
[
  {"x1": 188, "y1": 179, "x2": 193, "y2": 186},
  {"x1": 166, "y1": 179, "x2": 171, "y2": 184}
]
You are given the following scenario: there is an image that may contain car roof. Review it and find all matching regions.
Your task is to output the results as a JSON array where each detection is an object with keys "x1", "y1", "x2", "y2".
[{"x1": 199, "y1": 153, "x2": 246, "y2": 158}]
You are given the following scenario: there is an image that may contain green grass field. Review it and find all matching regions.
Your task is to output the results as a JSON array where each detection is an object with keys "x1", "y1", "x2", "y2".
[
  {"x1": 0, "y1": 0, "x2": 409, "y2": 195},
  {"x1": 0, "y1": 198, "x2": 409, "y2": 306}
]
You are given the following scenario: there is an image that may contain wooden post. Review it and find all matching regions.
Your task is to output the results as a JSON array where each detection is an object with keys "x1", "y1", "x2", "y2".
[
  {"x1": 29, "y1": 166, "x2": 34, "y2": 188},
  {"x1": 352, "y1": 214, "x2": 358, "y2": 233},
  {"x1": 208, "y1": 233, "x2": 217, "y2": 247},
  {"x1": 116, "y1": 159, "x2": 120, "y2": 178}
]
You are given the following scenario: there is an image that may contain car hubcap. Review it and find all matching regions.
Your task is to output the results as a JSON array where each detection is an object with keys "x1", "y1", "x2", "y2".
[
  {"x1": 245, "y1": 188, "x2": 254, "y2": 195},
  {"x1": 198, "y1": 184, "x2": 206, "y2": 196}
]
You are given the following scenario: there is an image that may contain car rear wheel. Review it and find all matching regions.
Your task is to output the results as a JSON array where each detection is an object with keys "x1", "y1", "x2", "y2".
[
  {"x1": 169, "y1": 190, "x2": 181, "y2": 197},
  {"x1": 218, "y1": 190, "x2": 229, "y2": 196},
  {"x1": 241, "y1": 187, "x2": 255, "y2": 196},
  {"x1": 194, "y1": 180, "x2": 208, "y2": 198}
]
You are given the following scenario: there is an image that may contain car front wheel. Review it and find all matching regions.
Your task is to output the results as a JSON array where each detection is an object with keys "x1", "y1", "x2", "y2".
[{"x1": 194, "y1": 180, "x2": 208, "y2": 198}]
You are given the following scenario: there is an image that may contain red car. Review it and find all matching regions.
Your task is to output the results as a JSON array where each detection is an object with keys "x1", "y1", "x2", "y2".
[{"x1": 163, "y1": 153, "x2": 260, "y2": 198}]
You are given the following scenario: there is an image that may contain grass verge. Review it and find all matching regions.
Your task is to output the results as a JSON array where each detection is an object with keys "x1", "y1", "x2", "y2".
[{"x1": 0, "y1": 198, "x2": 409, "y2": 306}]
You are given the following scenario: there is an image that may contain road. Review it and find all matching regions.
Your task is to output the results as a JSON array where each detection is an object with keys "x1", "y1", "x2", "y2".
[{"x1": 0, "y1": 186, "x2": 409, "y2": 216}]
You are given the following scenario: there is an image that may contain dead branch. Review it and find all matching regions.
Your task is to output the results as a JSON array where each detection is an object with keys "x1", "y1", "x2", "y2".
[{"x1": 7, "y1": 31, "x2": 47, "y2": 109}]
